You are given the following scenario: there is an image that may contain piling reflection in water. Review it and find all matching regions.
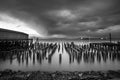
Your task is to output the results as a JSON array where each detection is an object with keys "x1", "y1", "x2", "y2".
[
  {"x1": 65, "y1": 42, "x2": 120, "y2": 64},
  {"x1": 0, "y1": 40, "x2": 120, "y2": 66},
  {"x1": 0, "y1": 40, "x2": 58, "y2": 65}
]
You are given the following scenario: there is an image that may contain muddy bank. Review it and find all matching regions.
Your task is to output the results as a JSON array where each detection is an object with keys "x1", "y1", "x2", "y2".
[{"x1": 0, "y1": 69, "x2": 120, "y2": 80}]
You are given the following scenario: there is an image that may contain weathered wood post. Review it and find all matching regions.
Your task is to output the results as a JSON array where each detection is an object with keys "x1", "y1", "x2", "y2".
[{"x1": 109, "y1": 33, "x2": 112, "y2": 43}]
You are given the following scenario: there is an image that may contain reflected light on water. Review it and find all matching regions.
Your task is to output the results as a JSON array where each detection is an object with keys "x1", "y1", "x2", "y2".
[{"x1": 0, "y1": 40, "x2": 120, "y2": 71}]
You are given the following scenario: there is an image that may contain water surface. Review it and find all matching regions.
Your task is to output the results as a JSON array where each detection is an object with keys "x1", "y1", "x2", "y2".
[{"x1": 0, "y1": 40, "x2": 120, "y2": 71}]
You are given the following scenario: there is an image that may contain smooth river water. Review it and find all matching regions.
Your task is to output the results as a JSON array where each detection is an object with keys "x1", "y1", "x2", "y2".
[{"x1": 0, "y1": 40, "x2": 120, "y2": 71}]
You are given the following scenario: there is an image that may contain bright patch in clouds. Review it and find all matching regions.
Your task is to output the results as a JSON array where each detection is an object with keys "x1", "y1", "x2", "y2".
[
  {"x1": 0, "y1": 21, "x2": 40, "y2": 35},
  {"x1": 97, "y1": 25, "x2": 120, "y2": 33},
  {"x1": 0, "y1": 13, "x2": 41, "y2": 37},
  {"x1": 48, "y1": 9, "x2": 76, "y2": 20},
  {"x1": 58, "y1": 10, "x2": 75, "y2": 19}
]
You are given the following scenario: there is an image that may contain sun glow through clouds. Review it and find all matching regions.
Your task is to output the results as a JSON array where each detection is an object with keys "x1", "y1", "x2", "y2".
[{"x1": 0, "y1": 13, "x2": 41, "y2": 37}]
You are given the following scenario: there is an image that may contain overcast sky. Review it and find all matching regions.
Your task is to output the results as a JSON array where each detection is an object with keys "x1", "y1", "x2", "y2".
[{"x1": 0, "y1": 0, "x2": 120, "y2": 38}]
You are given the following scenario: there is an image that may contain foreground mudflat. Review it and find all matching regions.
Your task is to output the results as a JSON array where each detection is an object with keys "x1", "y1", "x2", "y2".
[{"x1": 0, "y1": 69, "x2": 120, "y2": 80}]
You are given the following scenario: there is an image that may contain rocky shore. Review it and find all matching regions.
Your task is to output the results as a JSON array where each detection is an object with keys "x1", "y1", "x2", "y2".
[{"x1": 0, "y1": 69, "x2": 120, "y2": 80}]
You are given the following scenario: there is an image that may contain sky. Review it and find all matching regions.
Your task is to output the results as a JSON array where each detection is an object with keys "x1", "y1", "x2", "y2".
[{"x1": 0, "y1": 0, "x2": 120, "y2": 38}]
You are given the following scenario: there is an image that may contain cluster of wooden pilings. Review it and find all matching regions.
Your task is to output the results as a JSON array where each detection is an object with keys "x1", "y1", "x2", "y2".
[
  {"x1": 64, "y1": 42, "x2": 120, "y2": 64},
  {"x1": 0, "y1": 39, "x2": 31, "y2": 51},
  {"x1": 0, "y1": 40, "x2": 120, "y2": 65},
  {"x1": 0, "y1": 41, "x2": 58, "y2": 65}
]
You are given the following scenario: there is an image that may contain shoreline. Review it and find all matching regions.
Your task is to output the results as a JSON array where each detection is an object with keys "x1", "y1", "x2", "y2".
[{"x1": 0, "y1": 69, "x2": 120, "y2": 80}]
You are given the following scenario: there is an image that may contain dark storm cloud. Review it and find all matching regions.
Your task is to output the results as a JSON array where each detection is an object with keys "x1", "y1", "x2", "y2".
[{"x1": 0, "y1": 0, "x2": 120, "y2": 38}]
